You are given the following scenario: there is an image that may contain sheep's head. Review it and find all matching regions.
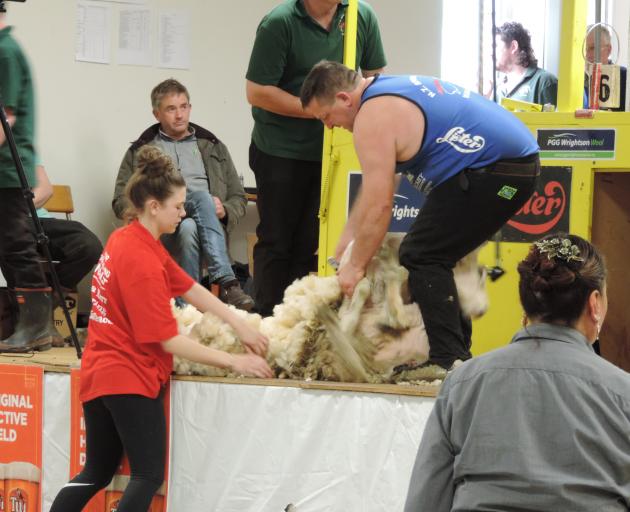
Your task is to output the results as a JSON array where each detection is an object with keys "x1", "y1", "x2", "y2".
[{"x1": 453, "y1": 248, "x2": 489, "y2": 319}]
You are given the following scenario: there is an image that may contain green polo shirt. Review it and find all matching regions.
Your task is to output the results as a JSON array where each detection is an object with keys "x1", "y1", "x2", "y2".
[
  {"x1": 0, "y1": 26, "x2": 35, "y2": 188},
  {"x1": 499, "y1": 66, "x2": 558, "y2": 107},
  {"x1": 246, "y1": 0, "x2": 386, "y2": 161}
]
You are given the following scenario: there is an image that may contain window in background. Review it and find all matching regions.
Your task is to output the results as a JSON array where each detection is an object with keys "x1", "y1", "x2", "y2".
[
  {"x1": 440, "y1": 0, "x2": 481, "y2": 91},
  {"x1": 441, "y1": 0, "x2": 618, "y2": 94},
  {"x1": 441, "y1": 0, "x2": 548, "y2": 93}
]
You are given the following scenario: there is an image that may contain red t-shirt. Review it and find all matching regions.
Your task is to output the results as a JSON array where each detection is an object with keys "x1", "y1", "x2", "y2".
[{"x1": 80, "y1": 220, "x2": 194, "y2": 402}]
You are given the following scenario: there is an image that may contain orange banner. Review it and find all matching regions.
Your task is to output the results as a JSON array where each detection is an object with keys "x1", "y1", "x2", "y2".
[
  {"x1": 0, "y1": 364, "x2": 44, "y2": 512},
  {"x1": 70, "y1": 370, "x2": 170, "y2": 512}
]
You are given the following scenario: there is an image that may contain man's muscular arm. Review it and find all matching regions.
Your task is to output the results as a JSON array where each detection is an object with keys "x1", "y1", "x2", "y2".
[{"x1": 337, "y1": 99, "x2": 397, "y2": 297}]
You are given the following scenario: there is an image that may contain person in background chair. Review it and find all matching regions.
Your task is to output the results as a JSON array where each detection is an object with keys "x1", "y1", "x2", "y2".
[
  {"x1": 113, "y1": 79, "x2": 253, "y2": 310},
  {"x1": 0, "y1": 161, "x2": 103, "y2": 346},
  {"x1": 0, "y1": 5, "x2": 55, "y2": 352},
  {"x1": 31, "y1": 162, "x2": 102, "y2": 293}
]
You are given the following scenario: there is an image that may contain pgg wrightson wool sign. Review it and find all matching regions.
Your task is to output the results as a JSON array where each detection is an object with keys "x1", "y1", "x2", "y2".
[{"x1": 537, "y1": 129, "x2": 615, "y2": 159}]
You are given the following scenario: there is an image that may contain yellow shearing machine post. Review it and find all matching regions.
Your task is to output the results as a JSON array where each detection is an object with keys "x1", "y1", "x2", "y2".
[{"x1": 317, "y1": 0, "x2": 358, "y2": 277}]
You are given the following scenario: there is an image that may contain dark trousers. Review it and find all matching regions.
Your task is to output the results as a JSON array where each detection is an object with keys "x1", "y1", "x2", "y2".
[
  {"x1": 399, "y1": 155, "x2": 540, "y2": 368},
  {"x1": 50, "y1": 393, "x2": 166, "y2": 512},
  {"x1": 38, "y1": 218, "x2": 103, "y2": 289},
  {"x1": 249, "y1": 142, "x2": 321, "y2": 316},
  {"x1": 0, "y1": 215, "x2": 102, "y2": 290},
  {"x1": 0, "y1": 188, "x2": 46, "y2": 288}
]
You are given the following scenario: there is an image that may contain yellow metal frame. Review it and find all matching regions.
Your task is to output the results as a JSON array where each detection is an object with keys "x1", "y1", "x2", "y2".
[
  {"x1": 317, "y1": 0, "x2": 630, "y2": 354},
  {"x1": 474, "y1": 110, "x2": 630, "y2": 353},
  {"x1": 557, "y1": 0, "x2": 588, "y2": 112},
  {"x1": 501, "y1": 97, "x2": 543, "y2": 112},
  {"x1": 318, "y1": 0, "x2": 358, "y2": 275}
]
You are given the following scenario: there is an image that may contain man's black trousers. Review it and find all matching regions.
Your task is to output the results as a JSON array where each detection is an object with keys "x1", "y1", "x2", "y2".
[
  {"x1": 249, "y1": 142, "x2": 320, "y2": 316},
  {"x1": 399, "y1": 155, "x2": 540, "y2": 368}
]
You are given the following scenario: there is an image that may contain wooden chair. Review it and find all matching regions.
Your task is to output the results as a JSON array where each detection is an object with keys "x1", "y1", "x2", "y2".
[
  {"x1": 39, "y1": 184, "x2": 74, "y2": 281},
  {"x1": 43, "y1": 185, "x2": 74, "y2": 220}
]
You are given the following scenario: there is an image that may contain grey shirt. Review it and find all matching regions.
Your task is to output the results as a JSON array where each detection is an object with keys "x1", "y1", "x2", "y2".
[
  {"x1": 154, "y1": 128, "x2": 209, "y2": 194},
  {"x1": 404, "y1": 323, "x2": 630, "y2": 512}
]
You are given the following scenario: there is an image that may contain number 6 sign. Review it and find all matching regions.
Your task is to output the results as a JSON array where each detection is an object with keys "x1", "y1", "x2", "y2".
[{"x1": 586, "y1": 63, "x2": 621, "y2": 109}]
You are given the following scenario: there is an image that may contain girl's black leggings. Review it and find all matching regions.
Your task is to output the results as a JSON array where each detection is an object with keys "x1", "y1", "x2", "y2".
[{"x1": 50, "y1": 393, "x2": 166, "y2": 512}]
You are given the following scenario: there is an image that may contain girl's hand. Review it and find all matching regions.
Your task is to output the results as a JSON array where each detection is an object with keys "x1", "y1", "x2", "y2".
[
  {"x1": 229, "y1": 353, "x2": 273, "y2": 378},
  {"x1": 234, "y1": 323, "x2": 269, "y2": 357}
]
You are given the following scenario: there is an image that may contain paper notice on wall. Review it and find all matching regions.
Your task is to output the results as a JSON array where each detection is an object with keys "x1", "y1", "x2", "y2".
[
  {"x1": 75, "y1": 1, "x2": 112, "y2": 64},
  {"x1": 158, "y1": 9, "x2": 190, "y2": 70},
  {"x1": 118, "y1": 8, "x2": 152, "y2": 66},
  {"x1": 0, "y1": 364, "x2": 44, "y2": 512}
]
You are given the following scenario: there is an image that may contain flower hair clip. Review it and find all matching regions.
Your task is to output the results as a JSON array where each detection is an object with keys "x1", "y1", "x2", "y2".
[{"x1": 534, "y1": 238, "x2": 584, "y2": 262}]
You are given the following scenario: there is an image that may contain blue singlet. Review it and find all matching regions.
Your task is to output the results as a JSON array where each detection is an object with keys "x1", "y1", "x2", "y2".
[{"x1": 360, "y1": 75, "x2": 539, "y2": 194}]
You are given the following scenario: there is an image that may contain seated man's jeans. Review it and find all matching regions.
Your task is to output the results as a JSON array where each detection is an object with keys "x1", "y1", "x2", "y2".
[
  {"x1": 161, "y1": 190, "x2": 235, "y2": 285},
  {"x1": 161, "y1": 218, "x2": 202, "y2": 282}
]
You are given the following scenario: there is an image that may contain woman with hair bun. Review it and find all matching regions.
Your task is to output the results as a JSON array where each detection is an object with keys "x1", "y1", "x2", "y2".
[
  {"x1": 50, "y1": 146, "x2": 272, "y2": 512},
  {"x1": 404, "y1": 233, "x2": 630, "y2": 512}
]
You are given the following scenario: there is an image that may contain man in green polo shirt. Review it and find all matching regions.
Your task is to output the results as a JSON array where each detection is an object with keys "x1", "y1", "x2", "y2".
[
  {"x1": 0, "y1": 5, "x2": 57, "y2": 353},
  {"x1": 494, "y1": 21, "x2": 557, "y2": 107},
  {"x1": 245, "y1": 0, "x2": 386, "y2": 316}
]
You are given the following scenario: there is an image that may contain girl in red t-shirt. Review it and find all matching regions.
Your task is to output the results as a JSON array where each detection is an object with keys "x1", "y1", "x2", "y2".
[{"x1": 50, "y1": 146, "x2": 272, "y2": 512}]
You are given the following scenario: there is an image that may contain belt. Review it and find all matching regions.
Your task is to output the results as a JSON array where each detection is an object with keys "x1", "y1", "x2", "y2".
[
  {"x1": 472, "y1": 154, "x2": 541, "y2": 178},
  {"x1": 458, "y1": 154, "x2": 540, "y2": 191}
]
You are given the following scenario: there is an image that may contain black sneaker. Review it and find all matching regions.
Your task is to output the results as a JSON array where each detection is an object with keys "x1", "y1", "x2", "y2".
[{"x1": 221, "y1": 281, "x2": 255, "y2": 311}]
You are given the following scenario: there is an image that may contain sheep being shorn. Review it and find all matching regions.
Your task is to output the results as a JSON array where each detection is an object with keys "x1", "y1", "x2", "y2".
[{"x1": 173, "y1": 237, "x2": 488, "y2": 384}]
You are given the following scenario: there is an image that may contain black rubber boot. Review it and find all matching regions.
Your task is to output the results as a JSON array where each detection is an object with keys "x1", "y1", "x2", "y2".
[{"x1": 0, "y1": 288, "x2": 61, "y2": 353}]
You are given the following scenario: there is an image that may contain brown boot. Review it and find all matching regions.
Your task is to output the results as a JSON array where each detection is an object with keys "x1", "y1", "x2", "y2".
[
  {"x1": 0, "y1": 288, "x2": 61, "y2": 353},
  {"x1": 220, "y1": 280, "x2": 255, "y2": 312}
]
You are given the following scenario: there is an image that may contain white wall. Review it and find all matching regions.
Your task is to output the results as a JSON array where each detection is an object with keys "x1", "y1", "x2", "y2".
[{"x1": 4, "y1": 0, "x2": 441, "y2": 303}]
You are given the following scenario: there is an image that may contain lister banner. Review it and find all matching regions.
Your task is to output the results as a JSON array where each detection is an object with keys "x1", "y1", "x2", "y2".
[
  {"x1": 500, "y1": 166, "x2": 572, "y2": 243},
  {"x1": 347, "y1": 166, "x2": 572, "y2": 244},
  {"x1": 0, "y1": 364, "x2": 44, "y2": 512}
]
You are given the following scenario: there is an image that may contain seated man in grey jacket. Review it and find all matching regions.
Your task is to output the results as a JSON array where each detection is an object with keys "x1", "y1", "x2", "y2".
[{"x1": 112, "y1": 79, "x2": 253, "y2": 310}]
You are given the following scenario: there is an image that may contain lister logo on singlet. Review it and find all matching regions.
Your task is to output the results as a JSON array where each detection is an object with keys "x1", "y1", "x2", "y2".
[{"x1": 436, "y1": 127, "x2": 485, "y2": 153}]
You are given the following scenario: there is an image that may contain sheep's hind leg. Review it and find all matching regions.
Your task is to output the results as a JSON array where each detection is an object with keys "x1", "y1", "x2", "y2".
[{"x1": 338, "y1": 277, "x2": 371, "y2": 335}]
